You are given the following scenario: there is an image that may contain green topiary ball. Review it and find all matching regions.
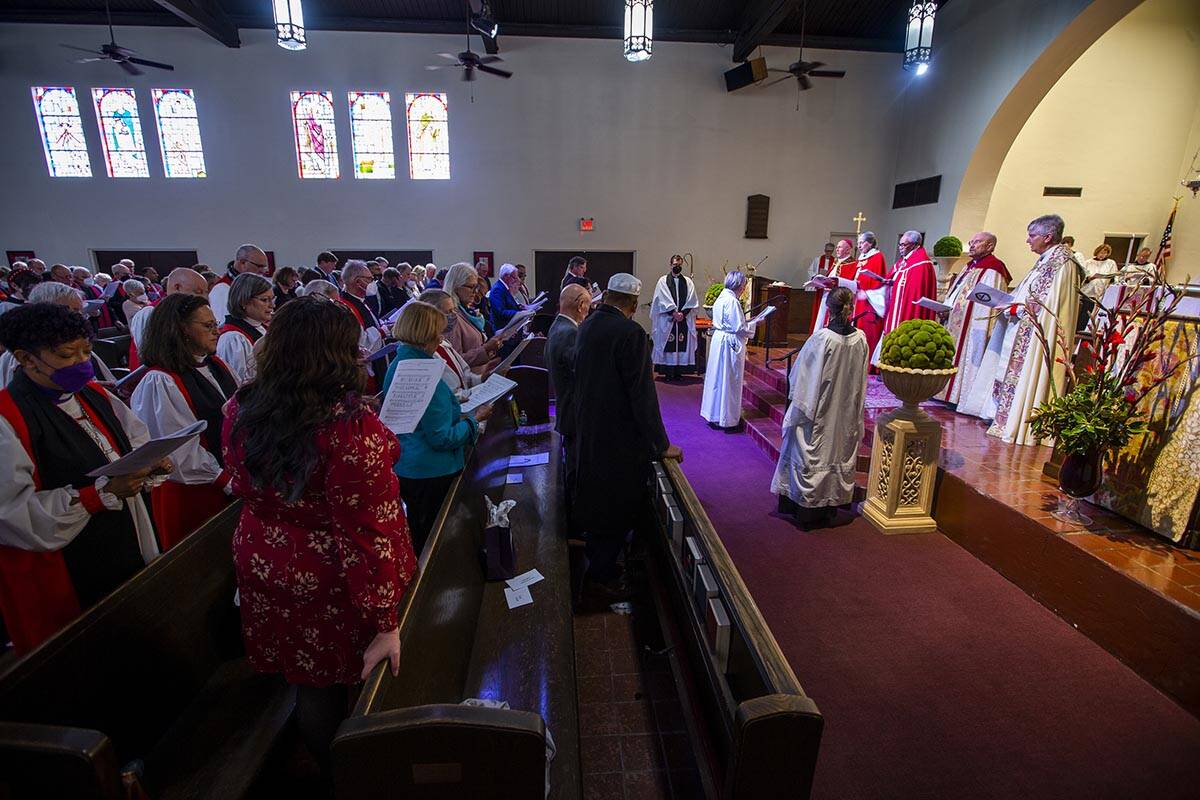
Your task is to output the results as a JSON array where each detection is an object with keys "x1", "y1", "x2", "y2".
[{"x1": 879, "y1": 318, "x2": 957, "y2": 369}]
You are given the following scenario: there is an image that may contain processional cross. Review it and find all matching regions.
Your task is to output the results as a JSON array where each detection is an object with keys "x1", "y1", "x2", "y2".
[{"x1": 853, "y1": 211, "x2": 867, "y2": 236}]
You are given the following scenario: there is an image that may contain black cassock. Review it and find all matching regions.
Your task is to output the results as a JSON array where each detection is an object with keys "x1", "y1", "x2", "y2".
[
  {"x1": 665, "y1": 274, "x2": 689, "y2": 355},
  {"x1": 569, "y1": 304, "x2": 670, "y2": 533}
]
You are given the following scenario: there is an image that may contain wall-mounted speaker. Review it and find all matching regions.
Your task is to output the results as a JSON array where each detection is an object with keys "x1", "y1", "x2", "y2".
[{"x1": 724, "y1": 58, "x2": 768, "y2": 92}]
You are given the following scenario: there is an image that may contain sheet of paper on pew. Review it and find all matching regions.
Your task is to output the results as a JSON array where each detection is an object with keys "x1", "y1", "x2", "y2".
[
  {"x1": 365, "y1": 342, "x2": 400, "y2": 362},
  {"x1": 505, "y1": 473, "x2": 524, "y2": 484},
  {"x1": 87, "y1": 419, "x2": 206, "y2": 477},
  {"x1": 505, "y1": 569, "x2": 544, "y2": 590},
  {"x1": 378, "y1": 358, "x2": 445, "y2": 435},
  {"x1": 507, "y1": 452, "x2": 550, "y2": 468},
  {"x1": 492, "y1": 334, "x2": 536, "y2": 375},
  {"x1": 914, "y1": 297, "x2": 953, "y2": 314},
  {"x1": 459, "y1": 373, "x2": 518, "y2": 415},
  {"x1": 504, "y1": 585, "x2": 534, "y2": 609},
  {"x1": 969, "y1": 285, "x2": 1016, "y2": 308}
]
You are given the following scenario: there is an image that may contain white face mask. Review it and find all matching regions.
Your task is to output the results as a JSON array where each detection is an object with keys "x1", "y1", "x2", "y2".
[{"x1": 83, "y1": 277, "x2": 95, "y2": 286}]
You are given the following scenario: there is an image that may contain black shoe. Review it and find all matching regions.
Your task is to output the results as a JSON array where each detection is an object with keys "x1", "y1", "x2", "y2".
[
  {"x1": 708, "y1": 421, "x2": 721, "y2": 430},
  {"x1": 777, "y1": 495, "x2": 799, "y2": 514},
  {"x1": 582, "y1": 577, "x2": 635, "y2": 606}
]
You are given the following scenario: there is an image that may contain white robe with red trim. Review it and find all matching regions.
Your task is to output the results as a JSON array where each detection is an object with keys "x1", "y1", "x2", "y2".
[
  {"x1": 937, "y1": 259, "x2": 1009, "y2": 405},
  {"x1": 130, "y1": 367, "x2": 227, "y2": 487}
]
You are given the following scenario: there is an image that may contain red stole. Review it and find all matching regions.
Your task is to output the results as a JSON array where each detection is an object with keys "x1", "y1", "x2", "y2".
[{"x1": 882, "y1": 247, "x2": 938, "y2": 335}]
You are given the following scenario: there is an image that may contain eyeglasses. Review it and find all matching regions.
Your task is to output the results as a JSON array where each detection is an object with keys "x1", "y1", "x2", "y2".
[{"x1": 190, "y1": 320, "x2": 220, "y2": 333}]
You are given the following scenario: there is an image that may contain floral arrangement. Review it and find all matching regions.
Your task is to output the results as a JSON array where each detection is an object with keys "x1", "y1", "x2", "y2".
[
  {"x1": 932, "y1": 236, "x2": 964, "y2": 258},
  {"x1": 1026, "y1": 277, "x2": 1199, "y2": 455},
  {"x1": 703, "y1": 283, "x2": 724, "y2": 306}
]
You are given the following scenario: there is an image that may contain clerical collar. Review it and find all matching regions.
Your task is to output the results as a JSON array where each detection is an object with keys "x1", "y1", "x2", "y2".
[{"x1": 858, "y1": 248, "x2": 879, "y2": 260}]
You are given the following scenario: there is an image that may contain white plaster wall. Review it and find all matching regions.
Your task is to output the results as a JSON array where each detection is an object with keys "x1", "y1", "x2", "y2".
[
  {"x1": 0, "y1": 23, "x2": 907, "y2": 300},
  {"x1": 982, "y1": 0, "x2": 1200, "y2": 280}
]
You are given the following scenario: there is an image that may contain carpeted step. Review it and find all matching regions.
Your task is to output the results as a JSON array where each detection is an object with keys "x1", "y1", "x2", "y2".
[
  {"x1": 743, "y1": 411, "x2": 783, "y2": 462},
  {"x1": 744, "y1": 358, "x2": 789, "y2": 394},
  {"x1": 741, "y1": 375, "x2": 788, "y2": 426}
]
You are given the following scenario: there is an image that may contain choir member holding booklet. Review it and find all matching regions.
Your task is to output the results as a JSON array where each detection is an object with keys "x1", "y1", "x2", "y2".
[{"x1": 0, "y1": 303, "x2": 170, "y2": 653}]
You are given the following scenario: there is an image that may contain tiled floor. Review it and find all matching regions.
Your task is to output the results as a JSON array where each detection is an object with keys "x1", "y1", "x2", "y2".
[{"x1": 574, "y1": 604, "x2": 702, "y2": 800}]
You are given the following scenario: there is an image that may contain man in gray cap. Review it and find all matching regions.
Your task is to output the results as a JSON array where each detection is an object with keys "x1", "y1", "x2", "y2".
[{"x1": 570, "y1": 273, "x2": 683, "y2": 603}]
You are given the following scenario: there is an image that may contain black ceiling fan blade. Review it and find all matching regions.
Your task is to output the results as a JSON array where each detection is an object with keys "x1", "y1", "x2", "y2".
[
  {"x1": 798, "y1": 75, "x2": 813, "y2": 91},
  {"x1": 762, "y1": 74, "x2": 793, "y2": 88},
  {"x1": 118, "y1": 59, "x2": 142, "y2": 76},
  {"x1": 477, "y1": 64, "x2": 512, "y2": 79},
  {"x1": 809, "y1": 69, "x2": 845, "y2": 79},
  {"x1": 74, "y1": 57, "x2": 105, "y2": 63},
  {"x1": 62, "y1": 43, "x2": 103, "y2": 54},
  {"x1": 477, "y1": 55, "x2": 504, "y2": 65},
  {"x1": 128, "y1": 56, "x2": 174, "y2": 71},
  {"x1": 803, "y1": 61, "x2": 825, "y2": 71}
]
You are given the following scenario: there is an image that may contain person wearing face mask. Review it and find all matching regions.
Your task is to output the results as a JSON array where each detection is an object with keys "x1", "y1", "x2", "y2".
[
  {"x1": 650, "y1": 255, "x2": 699, "y2": 381},
  {"x1": 131, "y1": 294, "x2": 238, "y2": 549},
  {"x1": 0, "y1": 283, "x2": 116, "y2": 387},
  {"x1": 419, "y1": 289, "x2": 483, "y2": 398},
  {"x1": 0, "y1": 303, "x2": 170, "y2": 654},
  {"x1": 217, "y1": 273, "x2": 275, "y2": 385}
]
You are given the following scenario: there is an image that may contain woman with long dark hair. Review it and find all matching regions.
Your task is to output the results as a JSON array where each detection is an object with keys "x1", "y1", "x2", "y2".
[
  {"x1": 223, "y1": 296, "x2": 415, "y2": 778},
  {"x1": 131, "y1": 293, "x2": 237, "y2": 549}
]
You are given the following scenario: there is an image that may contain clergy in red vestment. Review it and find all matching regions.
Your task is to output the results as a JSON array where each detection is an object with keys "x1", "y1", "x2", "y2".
[
  {"x1": 808, "y1": 239, "x2": 858, "y2": 332},
  {"x1": 851, "y1": 231, "x2": 888, "y2": 359},
  {"x1": 878, "y1": 231, "x2": 939, "y2": 360}
]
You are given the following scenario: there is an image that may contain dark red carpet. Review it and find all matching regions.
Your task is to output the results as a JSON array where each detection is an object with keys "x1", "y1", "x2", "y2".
[{"x1": 655, "y1": 376, "x2": 1200, "y2": 800}]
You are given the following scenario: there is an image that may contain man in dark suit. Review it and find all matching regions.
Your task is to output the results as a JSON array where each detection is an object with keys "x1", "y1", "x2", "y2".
[
  {"x1": 488, "y1": 263, "x2": 526, "y2": 331},
  {"x1": 377, "y1": 267, "x2": 409, "y2": 318},
  {"x1": 570, "y1": 274, "x2": 683, "y2": 602},
  {"x1": 560, "y1": 255, "x2": 590, "y2": 290},
  {"x1": 546, "y1": 284, "x2": 591, "y2": 528}
]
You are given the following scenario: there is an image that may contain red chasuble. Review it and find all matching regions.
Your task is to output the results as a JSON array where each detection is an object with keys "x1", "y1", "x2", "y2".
[
  {"x1": 881, "y1": 246, "x2": 938, "y2": 338},
  {"x1": 853, "y1": 251, "x2": 888, "y2": 358},
  {"x1": 810, "y1": 259, "x2": 859, "y2": 333}
]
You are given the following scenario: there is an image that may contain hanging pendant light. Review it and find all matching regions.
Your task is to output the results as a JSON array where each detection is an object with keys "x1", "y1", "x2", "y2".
[
  {"x1": 904, "y1": 1, "x2": 936, "y2": 74},
  {"x1": 624, "y1": 0, "x2": 653, "y2": 63},
  {"x1": 273, "y1": 0, "x2": 307, "y2": 51}
]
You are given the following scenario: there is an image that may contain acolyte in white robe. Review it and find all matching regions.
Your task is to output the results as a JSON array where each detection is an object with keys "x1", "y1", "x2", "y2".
[
  {"x1": 216, "y1": 324, "x2": 266, "y2": 386},
  {"x1": 771, "y1": 327, "x2": 868, "y2": 508},
  {"x1": 700, "y1": 288, "x2": 757, "y2": 427},
  {"x1": 959, "y1": 245, "x2": 1080, "y2": 445},
  {"x1": 936, "y1": 259, "x2": 1009, "y2": 405},
  {"x1": 130, "y1": 367, "x2": 227, "y2": 487},
  {"x1": 650, "y1": 273, "x2": 699, "y2": 367},
  {"x1": 0, "y1": 390, "x2": 159, "y2": 562}
]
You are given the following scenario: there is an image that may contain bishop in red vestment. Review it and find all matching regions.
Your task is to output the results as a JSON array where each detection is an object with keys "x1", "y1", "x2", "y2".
[
  {"x1": 808, "y1": 239, "x2": 858, "y2": 333},
  {"x1": 879, "y1": 232, "x2": 939, "y2": 359},
  {"x1": 852, "y1": 232, "x2": 888, "y2": 359}
]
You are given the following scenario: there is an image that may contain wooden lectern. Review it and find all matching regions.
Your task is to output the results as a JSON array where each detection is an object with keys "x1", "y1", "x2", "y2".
[{"x1": 749, "y1": 275, "x2": 820, "y2": 347}]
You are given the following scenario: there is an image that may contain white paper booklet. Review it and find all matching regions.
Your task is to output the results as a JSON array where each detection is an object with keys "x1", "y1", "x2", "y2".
[
  {"x1": 460, "y1": 373, "x2": 518, "y2": 415},
  {"x1": 914, "y1": 297, "x2": 953, "y2": 314},
  {"x1": 969, "y1": 286, "x2": 1015, "y2": 308},
  {"x1": 378, "y1": 358, "x2": 445, "y2": 434},
  {"x1": 87, "y1": 420, "x2": 206, "y2": 478},
  {"x1": 748, "y1": 305, "x2": 777, "y2": 325},
  {"x1": 496, "y1": 309, "x2": 536, "y2": 341},
  {"x1": 493, "y1": 334, "x2": 535, "y2": 375}
]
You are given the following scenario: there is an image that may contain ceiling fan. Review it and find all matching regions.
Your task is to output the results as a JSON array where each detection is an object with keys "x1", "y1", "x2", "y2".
[
  {"x1": 425, "y1": 14, "x2": 512, "y2": 81},
  {"x1": 761, "y1": 0, "x2": 844, "y2": 94},
  {"x1": 61, "y1": 0, "x2": 174, "y2": 76}
]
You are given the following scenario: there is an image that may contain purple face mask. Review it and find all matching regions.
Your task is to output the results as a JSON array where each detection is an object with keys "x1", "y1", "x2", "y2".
[{"x1": 48, "y1": 359, "x2": 95, "y2": 395}]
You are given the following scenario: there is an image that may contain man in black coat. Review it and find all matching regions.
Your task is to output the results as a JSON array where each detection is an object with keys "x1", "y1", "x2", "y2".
[
  {"x1": 570, "y1": 274, "x2": 683, "y2": 601},
  {"x1": 560, "y1": 255, "x2": 591, "y2": 290},
  {"x1": 546, "y1": 284, "x2": 592, "y2": 528}
]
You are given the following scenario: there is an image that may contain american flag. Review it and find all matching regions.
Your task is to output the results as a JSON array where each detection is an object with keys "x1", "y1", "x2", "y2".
[{"x1": 1155, "y1": 199, "x2": 1177, "y2": 266}]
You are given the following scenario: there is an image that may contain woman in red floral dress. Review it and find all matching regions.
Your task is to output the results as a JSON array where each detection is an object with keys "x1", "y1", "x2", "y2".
[{"x1": 222, "y1": 297, "x2": 416, "y2": 776}]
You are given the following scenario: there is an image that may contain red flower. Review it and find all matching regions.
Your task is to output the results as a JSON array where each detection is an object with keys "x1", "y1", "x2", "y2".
[
  {"x1": 1124, "y1": 390, "x2": 1138, "y2": 404},
  {"x1": 1108, "y1": 331, "x2": 1126, "y2": 346}
]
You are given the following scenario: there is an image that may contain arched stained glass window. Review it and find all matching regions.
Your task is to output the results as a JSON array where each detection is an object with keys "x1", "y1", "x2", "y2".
[
  {"x1": 291, "y1": 90, "x2": 339, "y2": 179},
  {"x1": 404, "y1": 92, "x2": 449, "y2": 181},
  {"x1": 31, "y1": 86, "x2": 92, "y2": 177},
  {"x1": 92, "y1": 88, "x2": 150, "y2": 178},
  {"x1": 348, "y1": 91, "x2": 395, "y2": 180},
  {"x1": 152, "y1": 88, "x2": 207, "y2": 178}
]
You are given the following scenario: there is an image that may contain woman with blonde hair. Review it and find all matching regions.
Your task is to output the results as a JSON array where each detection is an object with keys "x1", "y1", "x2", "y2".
[
  {"x1": 441, "y1": 262, "x2": 503, "y2": 371},
  {"x1": 384, "y1": 301, "x2": 492, "y2": 554}
]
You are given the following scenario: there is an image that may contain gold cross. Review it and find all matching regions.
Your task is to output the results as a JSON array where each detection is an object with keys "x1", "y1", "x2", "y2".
[{"x1": 853, "y1": 212, "x2": 867, "y2": 236}]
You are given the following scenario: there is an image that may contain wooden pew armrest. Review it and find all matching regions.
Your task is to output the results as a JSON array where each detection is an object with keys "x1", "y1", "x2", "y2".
[
  {"x1": 727, "y1": 694, "x2": 824, "y2": 799},
  {"x1": 333, "y1": 704, "x2": 548, "y2": 800},
  {"x1": 0, "y1": 721, "x2": 123, "y2": 800}
]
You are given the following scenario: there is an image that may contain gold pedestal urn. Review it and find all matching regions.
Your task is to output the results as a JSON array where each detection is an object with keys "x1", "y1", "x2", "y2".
[{"x1": 862, "y1": 365, "x2": 956, "y2": 535}]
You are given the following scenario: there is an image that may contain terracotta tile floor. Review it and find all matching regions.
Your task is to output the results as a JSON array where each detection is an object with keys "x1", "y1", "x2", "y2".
[{"x1": 574, "y1": 602, "x2": 701, "y2": 800}]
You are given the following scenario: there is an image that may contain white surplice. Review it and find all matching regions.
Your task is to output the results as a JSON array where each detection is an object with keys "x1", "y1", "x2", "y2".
[
  {"x1": 771, "y1": 327, "x2": 868, "y2": 508},
  {"x1": 216, "y1": 324, "x2": 266, "y2": 386},
  {"x1": 650, "y1": 273, "x2": 699, "y2": 367},
  {"x1": 936, "y1": 260, "x2": 1009, "y2": 405},
  {"x1": 130, "y1": 367, "x2": 226, "y2": 487},
  {"x1": 700, "y1": 288, "x2": 757, "y2": 427},
  {"x1": 958, "y1": 245, "x2": 1080, "y2": 444}
]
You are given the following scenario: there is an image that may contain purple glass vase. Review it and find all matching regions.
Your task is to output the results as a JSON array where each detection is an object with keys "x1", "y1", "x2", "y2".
[{"x1": 1053, "y1": 448, "x2": 1103, "y2": 527}]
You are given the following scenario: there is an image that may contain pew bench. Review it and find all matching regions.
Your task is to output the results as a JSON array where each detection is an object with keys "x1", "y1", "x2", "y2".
[
  {"x1": 648, "y1": 460, "x2": 824, "y2": 798},
  {"x1": 334, "y1": 410, "x2": 580, "y2": 799},
  {"x1": 0, "y1": 504, "x2": 296, "y2": 800}
]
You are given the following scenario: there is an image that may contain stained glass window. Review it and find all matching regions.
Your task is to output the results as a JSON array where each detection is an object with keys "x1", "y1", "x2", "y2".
[
  {"x1": 291, "y1": 90, "x2": 339, "y2": 179},
  {"x1": 348, "y1": 91, "x2": 396, "y2": 180},
  {"x1": 405, "y1": 92, "x2": 450, "y2": 180},
  {"x1": 92, "y1": 88, "x2": 150, "y2": 178},
  {"x1": 152, "y1": 88, "x2": 207, "y2": 178},
  {"x1": 31, "y1": 86, "x2": 92, "y2": 177}
]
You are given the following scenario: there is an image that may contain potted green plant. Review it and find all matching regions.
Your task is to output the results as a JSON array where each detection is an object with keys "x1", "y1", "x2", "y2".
[
  {"x1": 931, "y1": 235, "x2": 966, "y2": 298},
  {"x1": 1025, "y1": 277, "x2": 1198, "y2": 525},
  {"x1": 702, "y1": 282, "x2": 724, "y2": 319}
]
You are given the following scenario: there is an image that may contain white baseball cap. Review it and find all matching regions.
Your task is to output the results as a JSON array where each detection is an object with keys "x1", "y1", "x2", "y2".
[{"x1": 607, "y1": 273, "x2": 642, "y2": 295}]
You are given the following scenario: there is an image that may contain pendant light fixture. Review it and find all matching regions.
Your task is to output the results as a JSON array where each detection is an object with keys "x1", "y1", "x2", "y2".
[
  {"x1": 273, "y1": 0, "x2": 307, "y2": 51},
  {"x1": 904, "y1": 1, "x2": 936, "y2": 75},
  {"x1": 624, "y1": 0, "x2": 653, "y2": 63}
]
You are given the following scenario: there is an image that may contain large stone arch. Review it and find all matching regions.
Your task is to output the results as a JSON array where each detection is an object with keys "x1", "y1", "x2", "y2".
[{"x1": 949, "y1": 0, "x2": 1146, "y2": 236}]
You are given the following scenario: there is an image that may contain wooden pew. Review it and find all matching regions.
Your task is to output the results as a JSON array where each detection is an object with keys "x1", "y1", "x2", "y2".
[
  {"x1": 0, "y1": 504, "x2": 296, "y2": 800},
  {"x1": 649, "y1": 460, "x2": 824, "y2": 799},
  {"x1": 333, "y1": 408, "x2": 580, "y2": 799},
  {"x1": 92, "y1": 335, "x2": 131, "y2": 370}
]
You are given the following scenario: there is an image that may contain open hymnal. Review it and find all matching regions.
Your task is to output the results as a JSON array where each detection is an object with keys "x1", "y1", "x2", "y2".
[
  {"x1": 87, "y1": 420, "x2": 206, "y2": 478},
  {"x1": 102, "y1": 280, "x2": 121, "y2": 298},
  {"x1": 969, "y1": 286, "x2": 1015, "y2": 309},
  {"x1": 460, "y1": 373, "x2": 518, "y2": 415},
  {"x1": 858, "y1": 268, "x2": 888, "y2": 283},
  {"x1": 914, "y1": 297, "x2": 953, "y2": 314},
  {"x1": 114, "y1": 365, "x2": 148, "y2": 389},
  {"x1": 84, "y1": 299, "x2": 107, "y2": 316},
  {"x1": 495, "y1": 309, "x2": 536, "y2": 342},
  {"x1": 492, "y1": 334, "x2": 535, "y2": 375},
  {"x1": 377, "y1": 358, "x2": 445, "y2": 435},
  {"x1": 748, "y1": 305, "x2": 777, "y2": 326},
  {"x1": 365, "y1": 342, "x2": 399, "y2": 362}
]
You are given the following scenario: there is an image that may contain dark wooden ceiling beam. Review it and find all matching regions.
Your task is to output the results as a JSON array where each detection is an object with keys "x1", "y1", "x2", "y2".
[
  {"x1": 467, "y1": 0, "x2": 500, "y2": 55},
  {"x1": 151, "y1": 0, "x2": 240, "y2": 47},
  {"x1": 732, "y1": 0, "x2": 798, "y2": 62}
]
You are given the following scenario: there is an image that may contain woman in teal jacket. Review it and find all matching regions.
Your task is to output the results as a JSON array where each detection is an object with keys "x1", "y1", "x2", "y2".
[{"x1": 383, "y1": 301, "x2": 493, "y2": 555}]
